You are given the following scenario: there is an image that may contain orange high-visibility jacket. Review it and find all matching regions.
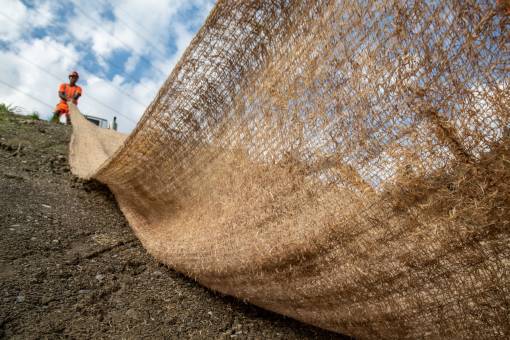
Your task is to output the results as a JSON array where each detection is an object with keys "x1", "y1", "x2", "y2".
[
  {"x1": 55, "y1": 83, "x2": 82, "y2": 114},
  {"x1": 59, "y1": 83, "x2": 82, "y2": 105}
]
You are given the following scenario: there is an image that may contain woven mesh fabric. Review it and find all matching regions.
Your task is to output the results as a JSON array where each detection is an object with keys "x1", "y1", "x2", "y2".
[
  {"x1": 69, "y1": 105, "x2": 127, "y2": 179},
  {"x1": 70, "y1": 1, "x2": 510, "y2": 338}
]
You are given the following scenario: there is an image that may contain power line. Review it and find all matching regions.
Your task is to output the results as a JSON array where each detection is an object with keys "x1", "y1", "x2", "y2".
[
  {"x1": 0, "y1": 12, "x2": 139, "y2": 124},
  {"x1": 10, "y1": 50, "x2": 138, "y2": 124},
  {"x1": 0, "y1": 78, "x2": 55, "y2": 110},
  {"x1": 0, "y1": 10, "x2": 156, "y2": 106},
  {"x1": 0, "y1": 79, "x2": 136, "y2": 134},
  {"x1": 0, "y1": 3, "x2": 178, "y2": 126},
  {"x1": 0, "y1": 7, "x2": 164, "y2": 96},
  {"x1": 73, "y1": 3, "x2": 168, "y2": 78},
  {"x1": 103, "y1": 2, "x2": 170, "y2": 63}
]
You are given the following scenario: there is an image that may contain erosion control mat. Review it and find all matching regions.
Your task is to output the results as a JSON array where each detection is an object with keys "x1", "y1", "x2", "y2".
[{"x1": 69, "y1": 1, "x2": 510, "y2": 338}]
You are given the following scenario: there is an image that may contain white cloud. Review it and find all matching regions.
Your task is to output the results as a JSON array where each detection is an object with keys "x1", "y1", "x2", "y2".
[
  {"x1": 30, "y1": 1, "x2": 54, "y2": 27},
  {"x1": 0, "y1": 37, "x2": 79, "y2": 118},
  {"x1": 0, "y1": 1, "x2": 28, "y2": 42},
  {"x1": 0, "y1": 0, "x2": 214, "y2": 133},
  {"x1": 65, "y1": 0, "x2": 211, "y2": 69},
  {"x1": 76, "y1": 72, "x2": 160, "y2": 133},
  {"x1": 152, "y1": 21, "x2": 196, "y2": 75},
  {"x1": 66, "y1": 8, "x2": 123, "y2": 59},
  {"x1": 0, "y1": 0, "x2": 54, "y2": 43},
  {"x1": 124, "y1": 54, "x2": 140, "y2": 73}
]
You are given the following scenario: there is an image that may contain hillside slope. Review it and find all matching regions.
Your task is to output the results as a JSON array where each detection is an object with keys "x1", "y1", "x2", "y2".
[{"x1": 0, "y1": 109, "x2": 344, "y2": 339}]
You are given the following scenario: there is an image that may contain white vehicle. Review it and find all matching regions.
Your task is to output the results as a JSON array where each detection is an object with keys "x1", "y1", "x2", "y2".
[{"x1": 84, "y1": 115, "x2": 109, "y2": 129}]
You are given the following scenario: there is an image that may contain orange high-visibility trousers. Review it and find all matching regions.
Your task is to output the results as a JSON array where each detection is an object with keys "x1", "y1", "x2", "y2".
[
  {"x1": 54, "y1": 102, "x2": 70, "y2": 116},
  {"x1": 54, "y1": 83, "x2": 82, "y2": 116}
]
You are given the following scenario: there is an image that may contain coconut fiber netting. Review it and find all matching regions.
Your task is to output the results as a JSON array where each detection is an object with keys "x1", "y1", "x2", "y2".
[{"x1": 69, "y1": 0, "x2": 510, "y2": 338}]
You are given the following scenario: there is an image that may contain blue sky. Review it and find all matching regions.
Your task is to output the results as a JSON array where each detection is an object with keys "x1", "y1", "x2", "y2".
[{"x1": 0, "y1": 0, "x2": 215, "y2": 132}]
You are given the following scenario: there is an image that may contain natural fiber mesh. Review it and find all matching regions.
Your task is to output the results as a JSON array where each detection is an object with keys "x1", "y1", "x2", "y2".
[
  {"x1": 69, "y1": 104, "x2": 127, "y2": 179},
  {"x1": 69, "y1": 1, "x2": 510, "y2": 338}
]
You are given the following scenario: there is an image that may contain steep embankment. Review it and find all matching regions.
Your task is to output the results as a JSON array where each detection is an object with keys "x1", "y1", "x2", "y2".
[{"x1": 0, "y1": 109, "x2": 343, "y2": 339}]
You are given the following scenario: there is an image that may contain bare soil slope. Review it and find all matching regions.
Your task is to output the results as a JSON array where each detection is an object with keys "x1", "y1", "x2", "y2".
[{"x1": 0, "y1": 110, "x2": 345, "y2": 339}]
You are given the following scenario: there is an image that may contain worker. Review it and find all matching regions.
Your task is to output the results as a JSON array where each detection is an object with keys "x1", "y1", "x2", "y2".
[
  {"x1": 52, "y1": 71, "x2": 82, "y2": 125},
  {"x1": 112, "y1": 116, "x2": 118, "y2": 131}
]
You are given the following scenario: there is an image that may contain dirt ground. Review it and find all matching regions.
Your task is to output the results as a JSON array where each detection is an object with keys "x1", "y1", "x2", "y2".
[{"x1": 0, "y1": 110, "x2": 347, "y2": 339}]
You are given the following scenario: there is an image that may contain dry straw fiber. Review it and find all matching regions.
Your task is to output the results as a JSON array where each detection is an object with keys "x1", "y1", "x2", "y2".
[{"x1": 69, "y1": 0, "x2": 510, "y2": 338}]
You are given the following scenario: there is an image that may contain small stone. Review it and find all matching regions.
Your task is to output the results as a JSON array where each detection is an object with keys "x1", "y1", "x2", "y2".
[
  {"x1": 52, "y1": 239, "x2": 59, "y2": 243},
  {"x1": 151, "y1": 270, "x2": 163, "y2": 277},
  {"x1": 16, "y1": 294, "x2": 25, "y2": 303},
  {"x1": 95, "y1": 274, "x2": 104, "y2": 281},
  {"x1": 40, "y1": 295, "x2": 53, "y2": 304},
  {"x1": 126, "y1": 308, "x2": 139, "y2": 319},
  {"x1": 9, "y1": 228, "x2": 15, "y2": 231},
  {"x1": 30, "y1": 237, "x2": 36, "y2": 241}
]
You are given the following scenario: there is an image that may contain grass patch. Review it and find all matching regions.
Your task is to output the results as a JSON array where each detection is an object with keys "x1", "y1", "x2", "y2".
[
  {"x1": 28, "y1": 112, "x2": 40, "y2": 120},
  {"x1": 0, "y1": 103, "x2": 15, "y2": 115}
]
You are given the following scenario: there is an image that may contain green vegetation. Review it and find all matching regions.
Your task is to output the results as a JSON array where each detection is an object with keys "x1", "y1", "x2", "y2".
[
  {"x1": 50, "y1": 113, "x2": 59, "y2": 123},
  {"x1": 0, "y1": 103, "x2": 14, "y2": 123},
  {"x1": 28, "y1": 112, "x2": 40, "y2": 120},
  {"x1": 0, "y1": 103, "x2": 15, "y2": 115},
  {"x1": 0, "y1": 103, "x2": 42, "y2": 121}
]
